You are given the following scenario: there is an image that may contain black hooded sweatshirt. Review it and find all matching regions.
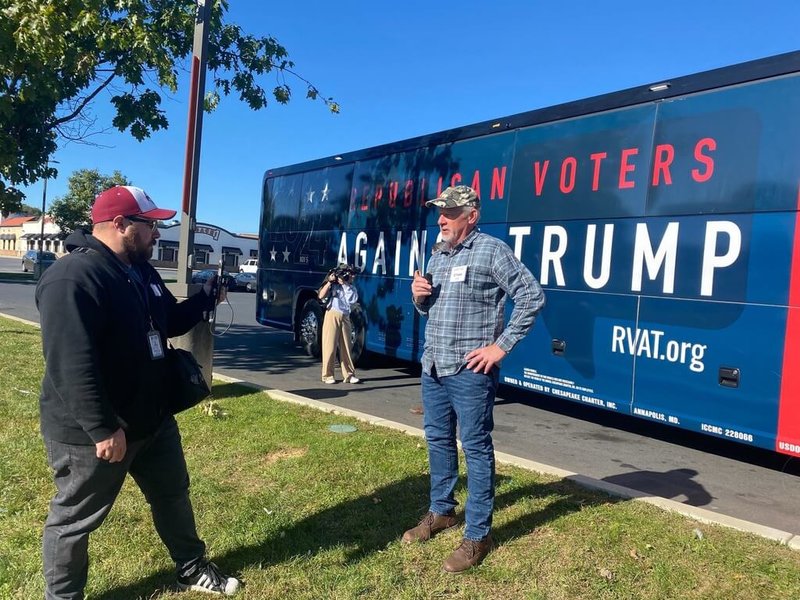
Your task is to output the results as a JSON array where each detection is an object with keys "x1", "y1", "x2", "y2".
[{"x1": 35, "y1": 229, "x2": 214, "y2": 445}]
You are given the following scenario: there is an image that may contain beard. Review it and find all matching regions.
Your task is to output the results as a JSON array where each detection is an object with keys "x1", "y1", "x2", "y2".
[
  {"x1": 432, "y1": 240, "x2": 451, "y2": 254},
  {"x1": 122, "y1": 228, "x2": 154, "y2": 264}
]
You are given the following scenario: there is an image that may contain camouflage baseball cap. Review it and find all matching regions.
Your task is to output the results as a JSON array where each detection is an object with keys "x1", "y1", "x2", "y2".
[{"x1": 425, "y1": 185, "x2": 480, "y2": 209}]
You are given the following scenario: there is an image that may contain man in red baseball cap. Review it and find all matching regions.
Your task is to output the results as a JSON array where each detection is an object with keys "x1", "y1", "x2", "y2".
[
  {"x1": 87, "y1": 185, "x2": 177, "y2": 264},
  {"x1": 36, "y1": 186, "x2": 240, "y2": 596},
  {"x1": 91, "y1": 185, "x2": 178, "y2": 223}
]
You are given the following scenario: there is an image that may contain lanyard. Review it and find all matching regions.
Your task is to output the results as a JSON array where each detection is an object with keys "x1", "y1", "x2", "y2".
[{"x1": 127, "y1": 264, "x2": 156, "y2": 330}]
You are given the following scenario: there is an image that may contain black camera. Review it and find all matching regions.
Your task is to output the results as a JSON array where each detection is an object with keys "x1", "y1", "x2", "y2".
[{"x1": 327, "y1": 264, "x2": 355, "y2": 282}]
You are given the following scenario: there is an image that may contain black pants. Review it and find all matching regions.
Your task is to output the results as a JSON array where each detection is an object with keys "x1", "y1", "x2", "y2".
[{"x1": 42, "y1": 417, "x2": 205, "y2": 599}]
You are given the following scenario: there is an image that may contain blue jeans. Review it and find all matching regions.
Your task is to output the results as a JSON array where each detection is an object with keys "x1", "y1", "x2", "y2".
[
  {"x1": 42, "y1": 417, "x2": 205, "y2": 599},
  {"x1": 422, "y1": 366, "x2": 498, "y2": 540}
]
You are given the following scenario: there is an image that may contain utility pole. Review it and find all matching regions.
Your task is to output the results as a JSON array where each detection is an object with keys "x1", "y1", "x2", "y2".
[
  {"x1": 35, "y1": 159, "x2": 58, "y2": 279},
  {"x1": 168, "y1": 0, "x2": 215, "y2": 385},
  {"x1": 176, "y1": 0, "x2": 212, "y2": 288}
]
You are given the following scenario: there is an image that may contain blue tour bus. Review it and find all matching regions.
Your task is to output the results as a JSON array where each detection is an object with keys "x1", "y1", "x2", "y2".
[{"x1": 256, "y1": 51, "x2": 800, "y2": 457}]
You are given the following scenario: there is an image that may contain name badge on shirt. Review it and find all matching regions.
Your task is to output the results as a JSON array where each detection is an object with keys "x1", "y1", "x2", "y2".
[
  {"x1": 147, "y1": 330, "x2": 165, "y2": 360},
  {"x1": 450, "y1": 265, "x2": 467, "y2": 283}
]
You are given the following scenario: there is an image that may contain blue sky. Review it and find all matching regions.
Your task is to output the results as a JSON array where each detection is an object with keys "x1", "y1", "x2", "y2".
[{"x1": 20, "y1": 0, "x2": 800, "y2": 234}]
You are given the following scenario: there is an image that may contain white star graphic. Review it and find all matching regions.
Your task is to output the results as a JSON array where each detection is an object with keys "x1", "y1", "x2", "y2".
[
  {"x1": 306, "y1": 188, "x2": 315, "y2": 204},
  {"x1": 321, "y1": 182, "x2": 330, "y2": 203},
  {"x1": 269, "y1": 246, "x2": 277, "y2": 262},
  {"x1": 282, "y1": 247, "x2": 291, "y2": 262}
]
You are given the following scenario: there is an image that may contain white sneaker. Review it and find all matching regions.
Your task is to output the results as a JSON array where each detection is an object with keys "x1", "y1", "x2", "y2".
[
  {"x1": 177, "y1": 560, "x2": 240, "y2": 595},
  {"x1": 344, "y1": 376, "x2": 361, "y2": 384},
  {"x1": 322, "y1": 376, "x2": 336, "y2": 384}
]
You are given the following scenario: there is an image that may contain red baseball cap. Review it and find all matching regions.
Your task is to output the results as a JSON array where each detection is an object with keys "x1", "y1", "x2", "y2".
[{"x1": 91, "y1": 186, "x2": 177, "y2": 224}]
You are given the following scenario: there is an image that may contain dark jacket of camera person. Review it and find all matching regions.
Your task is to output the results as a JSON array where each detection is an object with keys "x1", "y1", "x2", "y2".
[{"x1": 317, "y1": 264, "x2": 361, "y2": 384}]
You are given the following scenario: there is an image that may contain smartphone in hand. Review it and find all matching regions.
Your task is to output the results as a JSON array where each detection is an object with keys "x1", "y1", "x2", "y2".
[
  {"x1": 215, "y1": 259, "x2": 225, "y2": 305},
  {"x1": 209, "y1": 260, "x2": 225, "y2": 327}
]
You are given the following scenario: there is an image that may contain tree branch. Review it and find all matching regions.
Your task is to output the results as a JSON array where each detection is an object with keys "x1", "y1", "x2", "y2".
[{"x1": 50, "y1": 72, "x2": 117, "y2": 129}]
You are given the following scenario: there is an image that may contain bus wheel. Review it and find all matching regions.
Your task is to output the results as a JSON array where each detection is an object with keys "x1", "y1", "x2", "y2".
[
  {"x1": 299, "y1": 299, "x2": 324, "y2": 358},
  {"x1": 349, "y1": 304, "x2": 366, "y2": 365}
]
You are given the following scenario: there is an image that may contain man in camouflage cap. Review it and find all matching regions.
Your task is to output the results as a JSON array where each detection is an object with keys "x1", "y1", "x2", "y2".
[
  {"x1": 425, "y1": 185, "x2": 480, "y2": 209},
  {"x1": 404, "y1": 185, "x2": 545, "y2": 572}
]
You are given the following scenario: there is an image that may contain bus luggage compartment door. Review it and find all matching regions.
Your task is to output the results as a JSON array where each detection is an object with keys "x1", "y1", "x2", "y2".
[{"x1": 501, "y1": 289, "x2": 637, "y2": 416}]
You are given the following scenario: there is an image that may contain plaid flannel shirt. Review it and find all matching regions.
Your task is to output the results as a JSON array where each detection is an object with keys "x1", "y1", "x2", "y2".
[{"x1": 415, "y1": 229, "x2": 545, "y2": 376}]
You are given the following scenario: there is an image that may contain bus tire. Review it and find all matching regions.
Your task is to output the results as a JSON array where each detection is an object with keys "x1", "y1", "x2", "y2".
[
  {"x1": 299, "y1": 299, "x2": 324, "y2": 358},
  {"x1": 349, "y1": 303, "x2": 366, "y2": 365}
]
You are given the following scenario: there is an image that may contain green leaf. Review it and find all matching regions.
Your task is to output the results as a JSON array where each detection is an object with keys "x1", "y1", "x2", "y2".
[{"x1": 1, "y1": 0, "x2": 338, "y2": 201}]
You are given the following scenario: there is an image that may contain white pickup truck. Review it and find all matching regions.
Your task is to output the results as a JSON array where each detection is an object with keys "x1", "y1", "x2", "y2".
[{"x1": 239, "y1": 258, "x2": 258, "y2": 274}]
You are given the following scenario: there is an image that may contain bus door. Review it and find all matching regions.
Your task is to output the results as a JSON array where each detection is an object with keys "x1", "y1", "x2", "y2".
[{"x1": 259, "y1": 174, "x2": 302, "y2": 328}]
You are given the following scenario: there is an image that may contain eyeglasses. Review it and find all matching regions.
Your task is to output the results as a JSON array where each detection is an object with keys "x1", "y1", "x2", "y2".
[{"x1": 125, "y1": 216, "x2": 158, "y2": 231}]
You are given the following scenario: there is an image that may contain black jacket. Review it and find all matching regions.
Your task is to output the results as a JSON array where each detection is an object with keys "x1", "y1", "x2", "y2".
[{"x1": 35, "y1": 230, "x2": 214, "y2": 444}]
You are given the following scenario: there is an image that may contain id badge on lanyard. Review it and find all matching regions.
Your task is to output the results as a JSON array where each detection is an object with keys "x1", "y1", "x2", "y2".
[
  {"x1": 130, "y1": 266, "x2": 164, "y2": 360},
  {"x1": 147, "y1": 327, "x2": 165, "y2": 360}
]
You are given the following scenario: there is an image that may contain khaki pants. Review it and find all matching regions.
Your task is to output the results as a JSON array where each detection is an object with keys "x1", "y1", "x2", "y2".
[{"x1": 321, "y1": 309, "x2": 355, "y2": 380}]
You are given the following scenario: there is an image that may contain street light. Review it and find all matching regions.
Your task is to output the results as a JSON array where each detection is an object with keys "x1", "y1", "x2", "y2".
[{"x1": 36, "y1": 160, "x2": 58, "y2": 279}]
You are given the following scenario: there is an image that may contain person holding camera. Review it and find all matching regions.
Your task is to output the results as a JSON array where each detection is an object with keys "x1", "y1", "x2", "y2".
[{"x1": 318, "y1": 264, "x2": 361, "y2": 384}]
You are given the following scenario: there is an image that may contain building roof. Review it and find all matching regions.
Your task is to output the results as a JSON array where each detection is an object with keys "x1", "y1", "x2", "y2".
[{"x1": 0, "y1": 216, "x2": 36, "y2": 227}]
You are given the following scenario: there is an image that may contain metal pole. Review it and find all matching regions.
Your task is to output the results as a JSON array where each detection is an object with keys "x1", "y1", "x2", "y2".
[
  {"x1": 168, "y1": 0, "x2": 215, "y2": 387},
  {"x1": 36, "y1": 159, "x2": 59, "y2": 279},
  {"x1": 36, "y1": 176, "x2": 48, "y2": 279},
  {"x1": 175, "y1": 0, "x2": 212, "y2": 291}
]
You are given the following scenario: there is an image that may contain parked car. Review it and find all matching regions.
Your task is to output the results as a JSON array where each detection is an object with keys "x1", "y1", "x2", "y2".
[
  {"x1": 22, "y1": 250, "x2": 57, "y2": 273},
  {"x1": 239, "y1": 258, "x2": 258, "y2": 273},
  {"x1": 190, "y1": 269, "x2": 233, "y2": 286},
  {"x1": 231, "y1": 272, "x2": 257, "y2": 292}
]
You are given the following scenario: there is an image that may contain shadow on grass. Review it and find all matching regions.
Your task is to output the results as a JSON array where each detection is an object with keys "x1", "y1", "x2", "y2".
[
  {"x1": 210, "y1": 382, "x2": 259, "y2": 399},
  {"x1": 97, "y1": 474, "x2": 618, "y2": 598},
  {"x1": 0, "y1": 328, "x2": 39, "y2": 336}
]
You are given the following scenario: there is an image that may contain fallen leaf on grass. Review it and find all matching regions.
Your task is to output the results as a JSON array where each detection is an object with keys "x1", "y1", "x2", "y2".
[{"x1": 599, "y1": 568, "x2": 614, "y2": 581}]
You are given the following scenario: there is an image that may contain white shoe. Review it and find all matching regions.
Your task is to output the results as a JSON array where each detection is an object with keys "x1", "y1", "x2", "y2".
[
  {"x1": 177, "y1": 560, "x2": 240, "y2": 596},
  {"x1": 344, "y1": 376, "x2": 361, "y2": 384},
  {"x1": 322, "y1": 376, "x2": 336, "y2": 384}
]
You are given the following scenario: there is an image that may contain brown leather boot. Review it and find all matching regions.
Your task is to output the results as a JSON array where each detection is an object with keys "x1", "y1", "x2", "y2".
[
  {"x1": 443, "y1": 535, "x2": 494, "y2": 573},
  {"x1": 401, "y1": 511, "x2": 459, "y2": 543}
]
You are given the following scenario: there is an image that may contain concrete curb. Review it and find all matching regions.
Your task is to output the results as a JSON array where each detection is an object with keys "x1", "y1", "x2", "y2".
[
  {"x1": 214, "y1": 371, "x2": 800, "y2": 550},
  {"x1": 0, "y1": 313, "x2": 40, "y2": 326},
  {"x1": 2, "y1": 312, "x2": 797, "y2": 550}
]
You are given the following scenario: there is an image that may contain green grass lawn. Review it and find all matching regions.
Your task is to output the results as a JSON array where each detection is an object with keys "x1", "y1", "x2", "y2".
[{"x1": 1, "y1": 315, "x2": 798, "y2": 599}]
